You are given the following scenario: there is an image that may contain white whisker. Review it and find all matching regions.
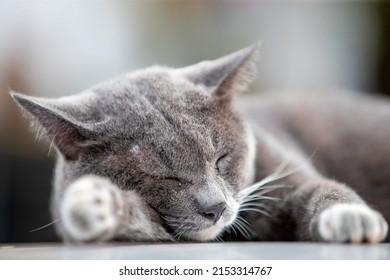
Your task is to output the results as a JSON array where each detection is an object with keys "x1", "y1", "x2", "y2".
[
  {"x1": 239, "y1": 207, "x2": 272, "y2": 217},
  {"x1": 29, "y1": 218, "x2": 61, "y2": 233},
  {"x1": 239, "y1": 202, "x2": 271, "y2": 210},
  {"x1": 214, "y1": 235, "x2": 224, "y2": 242},
  {"x1": 236, "y1": 216, "x2": 252, "y2": 227},
  {"x1": 237, "y1": 172, "x2": 291, "y2": 199},
  {"x1": 241, "y1": 195, "x2": 283, "y2": 203},
  {"x1": 229, "y1": 224, "x2": 238, "y2": 236},
  {"x1": 234, "y1": 219, "x2": 252, "y2": 239},
  {"x1": 251, "y1": 184, "x2": 288, "y2": 196},
  {"x1": 240, "y1": 204, "x2": 272, "y2": 215},
  {"x1": 231, "y1": 222, "x2": 248, "y2": 239}
]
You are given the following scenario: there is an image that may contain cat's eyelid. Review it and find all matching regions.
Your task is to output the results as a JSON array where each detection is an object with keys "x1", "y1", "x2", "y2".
[
  {"x1": 161, "y1": 177, "x2": 183, "y2": 186},
  {"x1": 216, "y1": 153, "x2": 230, "y2": 163},
  {"x1": 217, "y1": 153, "x2": 229, "y2": 160}
]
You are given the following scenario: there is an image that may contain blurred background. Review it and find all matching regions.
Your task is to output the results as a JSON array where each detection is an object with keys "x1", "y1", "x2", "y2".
[{"x1": 0, "y1": 0, "x2": 389, "y2": 243}]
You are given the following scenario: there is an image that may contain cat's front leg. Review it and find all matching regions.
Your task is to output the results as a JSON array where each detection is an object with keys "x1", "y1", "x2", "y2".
[
  {"x1": 297, "y1": 180, "x2": 388, "y2": 243},
  {"x1": 60, "y1": 175, "x2": 172, "y2": 243}
]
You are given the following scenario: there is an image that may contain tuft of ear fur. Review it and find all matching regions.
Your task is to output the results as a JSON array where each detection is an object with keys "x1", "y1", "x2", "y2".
[
  {"x1": 180, "y1": 42, "x2": 260, "y2": 100},
  {"x1": 10, "y1": 92, "x2": 101, "y2": 160}
]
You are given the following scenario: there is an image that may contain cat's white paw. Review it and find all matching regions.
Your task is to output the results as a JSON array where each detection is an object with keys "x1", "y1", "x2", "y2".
[
  {"x1": 317, "y1": 204, "x2": 388, "y2": 243},
  {"x1": 61, "y1": 175, "x2": 123, "y2": 242}
]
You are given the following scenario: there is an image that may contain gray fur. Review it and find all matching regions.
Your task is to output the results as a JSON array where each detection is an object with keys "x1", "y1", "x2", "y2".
[{"x1": 11, "y1": 43, "x2": 389, "y2": 243}]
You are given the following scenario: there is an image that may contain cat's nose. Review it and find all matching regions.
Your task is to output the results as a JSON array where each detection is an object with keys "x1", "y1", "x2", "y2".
[{"x1": 199, "y1": 202, "x2": 227, "y2": 223}]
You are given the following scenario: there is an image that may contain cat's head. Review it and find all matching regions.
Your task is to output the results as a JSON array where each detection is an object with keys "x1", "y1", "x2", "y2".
[{"x1": 11, "y1": 43, "x2": 260, "y2": 241}]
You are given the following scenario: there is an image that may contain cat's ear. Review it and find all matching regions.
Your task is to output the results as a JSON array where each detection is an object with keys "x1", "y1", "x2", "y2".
[
  {"x1": 11, "y1": 92, "x2": 100, "y2": 161},
  {"x1": 180, "y1": 42, "x2": 260, "y2": 100}
]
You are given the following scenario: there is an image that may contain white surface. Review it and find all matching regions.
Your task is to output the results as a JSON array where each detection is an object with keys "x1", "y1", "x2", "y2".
[{"x1": 1, "y1": 242, "x2": 390, "y2": 260}]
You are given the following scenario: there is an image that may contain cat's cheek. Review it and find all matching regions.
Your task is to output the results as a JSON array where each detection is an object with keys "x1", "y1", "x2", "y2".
[{"x1": 60, "y1": 175, "x2": 124, "y2": 242}]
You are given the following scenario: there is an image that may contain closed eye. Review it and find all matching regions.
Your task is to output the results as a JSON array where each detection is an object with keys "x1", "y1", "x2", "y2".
[
  {"x1": 216, "y1": 154, "x2": 231, "y2": 175},
  {"x1": 161, "y1": 177, "x2": 182, "y2": 187}
]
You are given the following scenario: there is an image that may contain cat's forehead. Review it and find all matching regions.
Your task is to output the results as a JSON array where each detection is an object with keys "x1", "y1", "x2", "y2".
[
  {"x1": 94, "y1": 68, "x2": 224, "y2": 133},
  {"x1": 94, "y1": 67, "x2": 210, "y2": 113},
  {"x1": 92, "y1": 67, "x2": 227, "y2": 160}
]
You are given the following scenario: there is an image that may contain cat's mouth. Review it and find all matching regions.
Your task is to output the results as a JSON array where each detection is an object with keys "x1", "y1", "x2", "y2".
[
  {"x1": 161, "y1": 213, "x2": 236, "y2": 242},
  {"x1": 157, "y1": 196, "x2": 240, "y2": 242},
  {"x1": 179, "y1": 199, "x2": 239, "y2": 241}
]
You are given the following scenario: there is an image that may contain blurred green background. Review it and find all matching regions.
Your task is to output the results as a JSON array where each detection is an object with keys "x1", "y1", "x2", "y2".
[{"x1": 0, "y1": 0, "x2": 389, "y2": 243}]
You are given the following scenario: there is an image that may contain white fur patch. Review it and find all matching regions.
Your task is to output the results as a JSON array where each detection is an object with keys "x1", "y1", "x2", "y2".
[
  {"x1": 192, "y1": 224, "x2": 223, "y2": 241},
  {"x1": 129, "y1": 145, "x2": 140, "y2": 154},
  {"x1": 61, "y1": 175, "x2": 123, "y2": 242},
  {"x1": 317, "y1": 203, "x2": 388, "y2": 243}
]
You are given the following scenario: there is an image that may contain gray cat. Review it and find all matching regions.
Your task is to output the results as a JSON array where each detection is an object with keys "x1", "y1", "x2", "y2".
[{"x1": 12, "y1": 43, "x2": 389, "y2": 243}]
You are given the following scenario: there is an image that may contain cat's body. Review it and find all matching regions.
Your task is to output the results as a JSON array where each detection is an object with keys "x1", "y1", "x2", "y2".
[
  {"x1": 235, "y1": 94, "x2": 390, "y2": 241},
  {"x1": 12, "y1": 44, "x2": 389, "y2": 243}
]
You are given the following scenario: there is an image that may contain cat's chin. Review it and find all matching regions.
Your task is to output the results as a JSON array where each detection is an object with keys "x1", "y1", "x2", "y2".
[{"x1": 186, "y1": 223, "x2": 225, "y2": 241}]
